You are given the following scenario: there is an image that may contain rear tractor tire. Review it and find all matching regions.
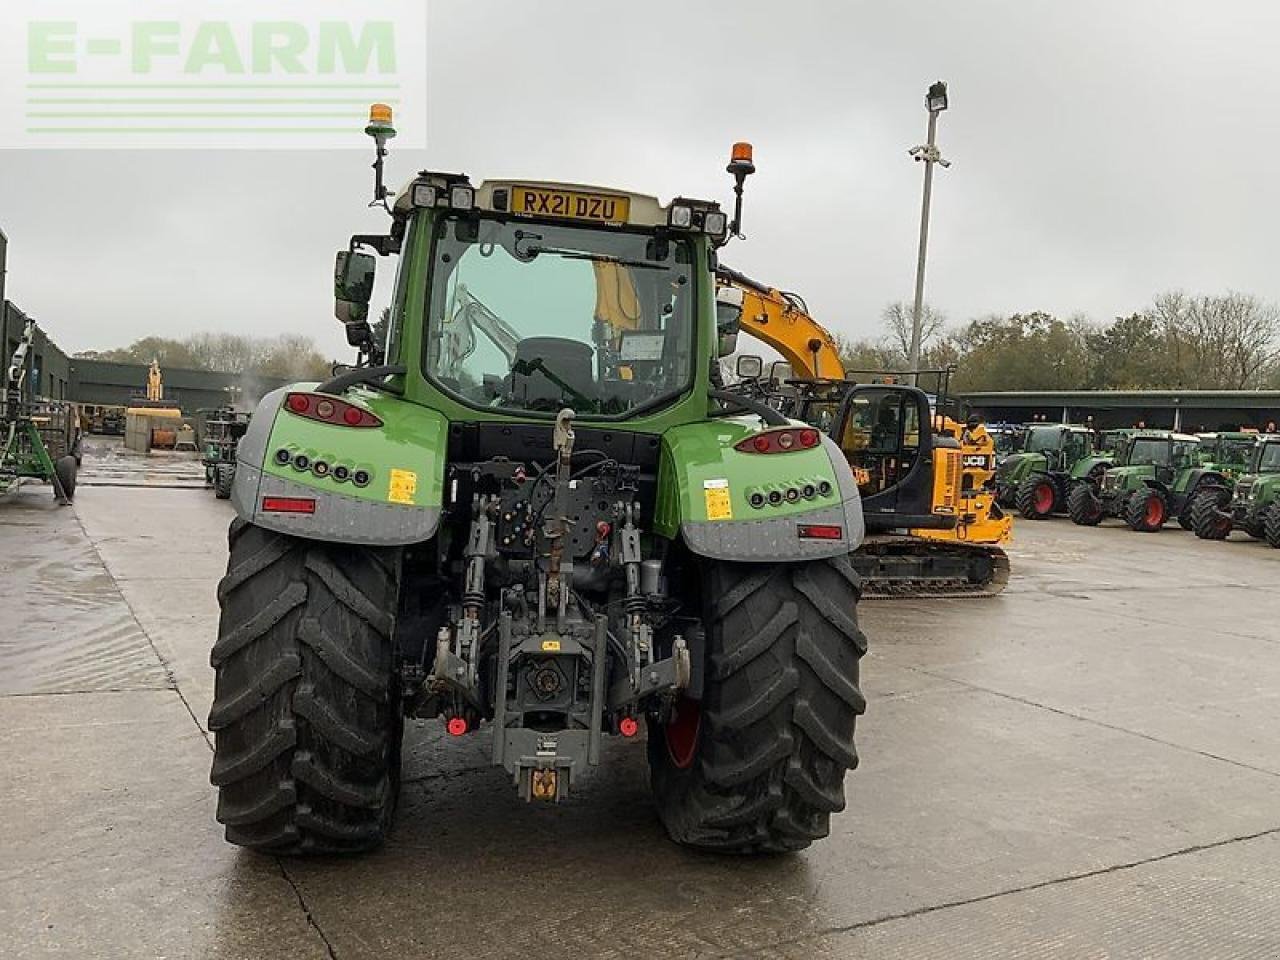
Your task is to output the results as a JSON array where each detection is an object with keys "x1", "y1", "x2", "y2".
[
  {"x1": 1265, "y1": 503, "x2": 1280, "y2": 549},
  {"x1": 649, "y1": 555, "x2": 867, "y2": 854},
  {"x1": 54, "y1": 455, "x2": 77, "y2": 503},
  {"x1": 1015, "y1": 475, "x2": 1057, "y2": 520},
  {"x1": 1190, "y1": 487, "x2": 1232, "y2": 540},
  {"x1": 1067, "y1": 482, "x2": 1103, "y2": 526},
  {"x1": 1124, "y1": 490, "x2": 1167, "y2": 533},
  {"x1": 214, "y1": 463, "x2": 234, "y2": 500},
  {"x1": 209, "y1": 520, "x2": 403, "y2": 855}
]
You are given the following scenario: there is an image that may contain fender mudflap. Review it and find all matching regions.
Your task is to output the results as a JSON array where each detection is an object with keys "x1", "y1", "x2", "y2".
[
  {"x1": 681, "y1": 497, "x2": 863, "y2": 562},
  {"x1": 233, "y1": 462, "x2": 441, "y2": 546}
]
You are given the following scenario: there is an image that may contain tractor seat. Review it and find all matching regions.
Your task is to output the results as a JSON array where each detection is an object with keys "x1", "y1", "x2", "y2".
[{"x1": 509, "y1": 337, "x2": 596, "y2": 407}]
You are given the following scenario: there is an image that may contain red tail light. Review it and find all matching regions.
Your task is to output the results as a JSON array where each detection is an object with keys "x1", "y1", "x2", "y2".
[
  {"x1": 261, "y1": 496, "x2": 316, "y2": 514},
  {"x1": 284, "y1": 392, "x2": 381, "y2": 428},
  {"x1": 735, "y1": 427, "x2": 822, "y2": 454},
  {"x1": 797, "y1": 523, "x2": 843, "y2": 540}
]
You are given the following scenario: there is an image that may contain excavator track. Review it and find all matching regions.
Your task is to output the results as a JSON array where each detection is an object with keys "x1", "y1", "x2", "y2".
[{"x1": 853, "y1": 535, "x2": 1010, "y2": 599}]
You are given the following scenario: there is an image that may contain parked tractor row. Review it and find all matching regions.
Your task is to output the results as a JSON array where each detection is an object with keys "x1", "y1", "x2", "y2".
[{"x1": 994, "y1": 422, "x2": 1279, "y2": 545}]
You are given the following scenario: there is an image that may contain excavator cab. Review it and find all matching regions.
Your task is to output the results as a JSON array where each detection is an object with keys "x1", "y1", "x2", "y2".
[{"x1": 834, "y1": 384, "x2": 951, "y2": 532}]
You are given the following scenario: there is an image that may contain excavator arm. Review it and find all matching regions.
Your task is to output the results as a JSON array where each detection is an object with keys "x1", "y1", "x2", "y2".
[{"x1": 714, "y1": 265, "x2": 844, "y2": 381}]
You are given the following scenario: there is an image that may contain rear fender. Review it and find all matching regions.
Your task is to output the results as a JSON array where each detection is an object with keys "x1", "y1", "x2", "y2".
[
  {"x1": 232, "y1": 385, "x2": 447, "y2": 546},
  {"x1": 655, "y1": 419, "x2": 864, "y2": 562},
  {"x1": 1069, "y1": 456, "x2": 1112, "y2": 481},
  {"x1": 1139, "y1": 478, "x2": 1170, "y2": 497},
  {"x1": 1179, "y1": 469, "x2": 1226, "y2": 497}
]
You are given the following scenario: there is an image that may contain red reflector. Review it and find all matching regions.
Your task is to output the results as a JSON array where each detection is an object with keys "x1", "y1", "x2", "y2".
[
  {"x1": 284, "y1": 391, "x2": 382, "y2": 428},
  {"x1": 261, "y1": 496, "x2": 316, "y2": 514},
  {"x1": 736, "y1": 428, "x2": 817, "y2": 455},
  {"x1": 619, "y1": 716, "x2": 639, "y2": 738},
  {"x1": 446, "y1": 717, "x2": 468, "y2": 737},
  {"x1": 797, "y1": 524, "x2": 843, "y2": 540}
]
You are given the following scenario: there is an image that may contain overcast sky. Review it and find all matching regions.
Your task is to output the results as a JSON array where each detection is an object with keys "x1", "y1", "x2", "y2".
[{"x1": 2, "y1": 0, "x2": 1279, "y2": 359}]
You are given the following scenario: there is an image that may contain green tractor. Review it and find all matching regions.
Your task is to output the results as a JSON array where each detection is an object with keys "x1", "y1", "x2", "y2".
[
  {"x1": 1068, "y1": 431, "x2": 1225, "y2": 531},
  {"x1": 2, "y1": 319, "x2": 79, "y2": 504},
  {"x1": 200, "y1": 407, "x2": 251, "y2": 499},
  {"x1": 993, "y1": 424, "x2": 1108, "y2": 520},
  {"x1": 1190, "y1": 434, "x2": 1280, "y2": 545},
  {"x1": 207, "y1": 124, "x2": 868, "y2": 856}
]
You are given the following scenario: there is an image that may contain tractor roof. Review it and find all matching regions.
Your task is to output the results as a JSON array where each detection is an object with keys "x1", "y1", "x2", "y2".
[
  {"x1": 1131, "y1": 431, "x2": 1199, "y2": 442},
  {"x1": 394, "y1": 175, "x2": 711, "y2": 230}
]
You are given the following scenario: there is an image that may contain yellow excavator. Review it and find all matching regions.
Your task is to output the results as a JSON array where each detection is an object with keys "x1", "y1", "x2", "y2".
[{"x1": 713, "y1": 265, "x2": 1011, "y2": 597}]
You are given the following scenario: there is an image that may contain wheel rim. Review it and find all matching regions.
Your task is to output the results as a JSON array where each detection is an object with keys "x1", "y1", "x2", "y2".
[
  {"x1": 1145, "y1": 496, "x2": 1164, "y2": 526},
  {"x1": 1034, "y1": 483, "x2": 1054, "y2": 514},
  {"x1": 665, "y1": 696, "x2": 701, "y2": 770}
]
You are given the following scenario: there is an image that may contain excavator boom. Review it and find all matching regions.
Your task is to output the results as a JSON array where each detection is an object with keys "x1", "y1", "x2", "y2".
[{"x1": 715, "y1": 266, "x2": 845, "y2": 381}]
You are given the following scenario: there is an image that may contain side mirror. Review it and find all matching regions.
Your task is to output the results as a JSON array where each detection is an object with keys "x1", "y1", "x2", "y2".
[
  {"x1": 735, "y1": 354, "x2": 763, "y2": 380},
  {"x1": 768, "y1": 360, "x2": 793, "y2": 384},
  {"x1": 334, "y1": 250, "x2": 376, "y2": 326},
  {"x1": 715, "y1": 287, "x2": 744, "y2": 357}
]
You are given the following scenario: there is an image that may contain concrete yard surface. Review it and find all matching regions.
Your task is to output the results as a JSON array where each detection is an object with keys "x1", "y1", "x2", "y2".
[{"x1": 1, "y1": 477, "x2": 1279, "y2": 959}]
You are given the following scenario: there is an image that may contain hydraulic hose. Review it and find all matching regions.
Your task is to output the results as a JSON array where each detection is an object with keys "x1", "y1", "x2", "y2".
[
  {"x1": 708, "y1": 388, "x2": 790, "y2": 427},
  {"x1": 316, "y1": 364, "x2": 406, "y2": 396}
]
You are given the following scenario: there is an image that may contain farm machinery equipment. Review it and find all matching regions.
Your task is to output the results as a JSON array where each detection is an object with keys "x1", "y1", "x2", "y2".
[
  {"x1": 986, "y1": 422, "x2": 1025, "y2": 466},
  {"x1": 1190, "y1": 434, "x2": 1280, "y2": 545},
  {"x1": 713, "y1": 267, "x2": 1011, "y2": 597},
  {"x1": 201, "y1": 407, "x2": 251, "y2": 498},
  {"x1": 994, "y1": 423, "x2": 1109, "y2": 519},
  {"x1": 1, "y1": 318, "x2": 79, "y2": 503},
  {"x1": 208, "y1": 122, "x2": 868, "y2": 856},
  {"x1": 1068, "y1": 431, "x2": 1228, "y2": 532}
]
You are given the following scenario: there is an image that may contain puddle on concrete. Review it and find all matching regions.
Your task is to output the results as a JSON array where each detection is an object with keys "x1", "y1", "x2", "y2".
[
  {"x1": 0, "y1": 494, "x2": 170, "y2": 695},
  {"x1": 77, "y1": 437, "x2": 207, "y2": 489}
]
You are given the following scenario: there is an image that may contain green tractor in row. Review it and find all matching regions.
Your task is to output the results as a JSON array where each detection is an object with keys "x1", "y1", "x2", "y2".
[
  {"x1": 206, "y1": 121, "x2": 868, "y2": 856},
  {"x1": 993, "y1": 424, "x2": 1112, "y2": 520},
  {"x1": 1068, "y1": 432, "x2": 1230, "y2": 531},
  {"x1": 1190, "y1": 434, "x2": 1280, "y2": 546}
]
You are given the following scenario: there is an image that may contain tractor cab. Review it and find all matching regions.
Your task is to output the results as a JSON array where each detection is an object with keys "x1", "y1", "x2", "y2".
[
  {"x1": 831, "y1": 383, "x2": 943, "y2": 530},
  {"x1": 1022, "y1": 424, "x2": 1093, "y2": 470},
  {"x1": 1249, "y1": 435, "x2": 1280, "y2": 475},
  {"x1": 1195, "y1": 432, "x2": 1255, "y2": 478},
  {"x1": 1120, "y1": 433, "x2": 1199, "y2": 482}
]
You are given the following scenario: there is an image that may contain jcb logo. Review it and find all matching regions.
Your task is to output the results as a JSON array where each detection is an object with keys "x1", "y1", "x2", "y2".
[{"x1": 962, "y1": 455, "x2": 992, "y2": 468}]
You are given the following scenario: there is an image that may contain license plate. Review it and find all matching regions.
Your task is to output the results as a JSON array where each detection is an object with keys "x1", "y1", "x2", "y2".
[{"x1": 510, "y1": 186, "x2": 630, "y2": 224}]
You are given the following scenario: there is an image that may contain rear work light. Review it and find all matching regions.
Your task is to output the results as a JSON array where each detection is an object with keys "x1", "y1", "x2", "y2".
[
  {"x1": 797, "y1": 523, "x2": 843, "y2": 540},
  {"x1": 261, "y1": 496, "x2": 316, "y2": 514},
  {"x1": 284, "y1": 392, "x2": 381, "y2": 428},
  {"x1": 734, "y1": 427, "x2": 821, "y2": 454}
]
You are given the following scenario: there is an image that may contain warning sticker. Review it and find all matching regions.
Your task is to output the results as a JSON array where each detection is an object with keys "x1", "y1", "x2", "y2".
[
  {"x1": 388, "y1": 468, "x2": 418, "y2": 505},
  {"x1": 703, "y1": 477, "x2": 733, "y2": 521}
]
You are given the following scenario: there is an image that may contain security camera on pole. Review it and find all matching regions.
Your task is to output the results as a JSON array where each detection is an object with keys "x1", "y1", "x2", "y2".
[{"x1": 906, "y1": 81, "x2": 950, "y2": 384}]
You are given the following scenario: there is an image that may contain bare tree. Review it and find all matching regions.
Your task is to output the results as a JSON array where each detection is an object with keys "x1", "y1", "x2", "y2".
[
  {"x1": 1151, "y1": 291, "x2": 1280, "y2": 388},
  {"x1": 881, "y1": 301, "x2": 946, "y2": 363}
]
